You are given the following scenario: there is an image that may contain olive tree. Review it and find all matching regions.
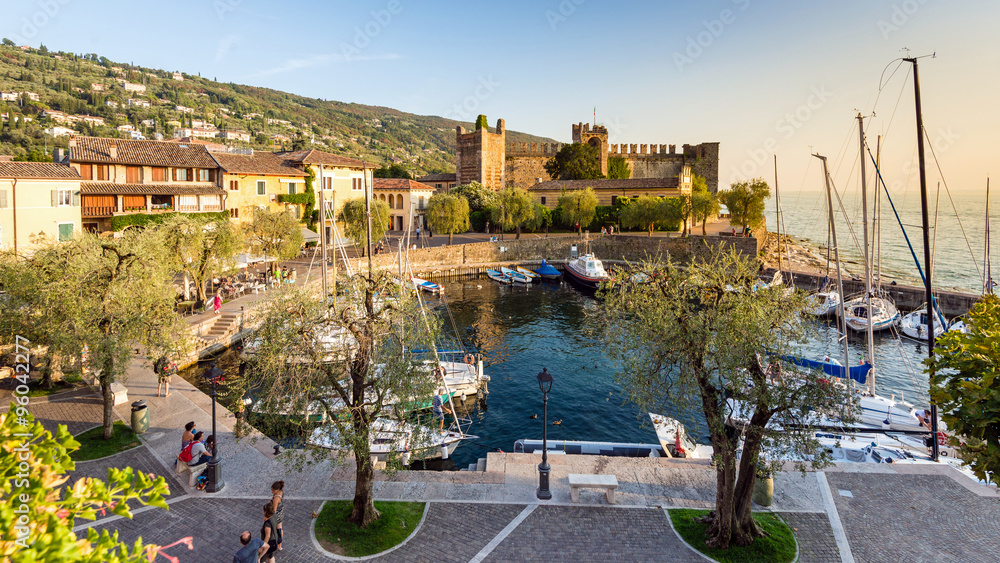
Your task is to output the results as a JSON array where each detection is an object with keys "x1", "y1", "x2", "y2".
[
  {"x1": 490, "y1": 187, "x2": 535, "y2": 240},
  {"x1": 157, "y1": 214, "x2": 240, "y2": 301},
  {"x1": 599, "y1": 247, "x2": 855, "y2": 549},
  {"x1": 242, "y1": 207, "x2": 304, "y2": 274},
  {"x1": 720, "y1": 179, "x2": 770, "y2": 235},
  {"x1": 692, "y1": 177, "x2": 721, "y2": 235},
  {"x1": 556, "y1": 188, "x2": 599, "y2": 235}
]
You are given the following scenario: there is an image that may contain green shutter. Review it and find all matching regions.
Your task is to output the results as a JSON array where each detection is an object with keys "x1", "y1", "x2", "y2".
[{"x1": 58, "y1": 223, "x2": 73, "y2": 242}]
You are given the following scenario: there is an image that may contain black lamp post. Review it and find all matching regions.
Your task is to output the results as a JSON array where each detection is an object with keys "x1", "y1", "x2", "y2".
[
  {"x1": 536, "y1": 367, "x2": 553, "y2": 500},
  {"x1": 203, "y1": 363, "x2": 225, "y2": 493}
]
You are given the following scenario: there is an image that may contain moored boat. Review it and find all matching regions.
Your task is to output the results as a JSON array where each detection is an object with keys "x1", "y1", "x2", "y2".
[
  {"x1": 564, "y1": 253, "x2": 610, "y2": 289},
  {"x1": 515, "y1": 266, "x2": 539, "y2": 282},
  {"x1": 500, "y1": 267, "x2": 531, "y2": 284},
  {"x1": 412, "y1": 277, "x2": 443, "y2": 294},
  {"x1": 513, "y1": 438, "x2": 667, "y2": 458},
  {"x1": 648, "y1": 413, "x2": 713, "y2": 459},
  {"x1": 532, "y1": 259, "x2": 562, "y2": 280},
  {"x1": 485, "y1": 269, "x2": 512, "y2": 284},
  {"x1": 307, "y1": 418, "x2": 474, "y2": 462},
  {"x1": 842, "y1": 293, "x2": 900, "y2": 332}
]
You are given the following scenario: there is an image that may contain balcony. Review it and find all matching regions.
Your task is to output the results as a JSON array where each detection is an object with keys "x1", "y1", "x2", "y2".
[{"x1": 82, "y1": 206, "x2": 116, "y2": 217}]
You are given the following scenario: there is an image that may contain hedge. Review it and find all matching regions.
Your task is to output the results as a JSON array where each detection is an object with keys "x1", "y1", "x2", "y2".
[{"x1": 109, "y1": 211, "x2": 229, "y2": 232}]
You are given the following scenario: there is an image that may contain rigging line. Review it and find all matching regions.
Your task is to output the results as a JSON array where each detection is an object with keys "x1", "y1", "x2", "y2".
[
  {"x1": 875, "y1": 65, "x2": 912, "y2": 151},
  {"x1": 827, "y1": 171, "x2": 869, "y2": 273},
  {"x1": 923, "y1": 127, "x2": 984, "y2": 284}
]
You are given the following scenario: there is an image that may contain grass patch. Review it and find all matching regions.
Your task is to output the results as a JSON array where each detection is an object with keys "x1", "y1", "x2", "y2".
[
  {"x1": 314, "y1": 500, "x2": 425, "y2": 557},
  {"x1": 26, "y1": 372, "x2": 85, "y2": 397},
  {"x1": 71, "y1": 421, "x2": 141, "y2": 461},
  {"x1": 668, "y1": 508, "x2": 797, "y2": 563}
]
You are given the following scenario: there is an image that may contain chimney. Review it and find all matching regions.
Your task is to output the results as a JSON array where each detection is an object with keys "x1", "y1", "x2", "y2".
[
  {"x1": 109, "y1": 141, "x2": 118, "y2": 160},
  {"x1": 52, "y1": 148, "x2": 64, "y2": 163}
]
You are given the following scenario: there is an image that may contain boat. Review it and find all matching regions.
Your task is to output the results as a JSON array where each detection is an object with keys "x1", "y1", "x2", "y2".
[
  {"x1": 485, "y1": 269, "x2": 512, "y2": 284},
  {"x1": 899, "y1": 306, "x2": 953, "y2": 340},
  {"x1": 307, "y1": 418, "x2": 475, "y2": 462},
  {"x1": 564, "y1": 253, "x2": 610, "y2": 289},
  {"x1": 648, "y1": 413, "x2": 713, "y2": 459},
  {"x1": 806, "y1": 288, "x2": 841, "y2": 316},
  {"x1": 515, "y1": 266, "x2": 539, "y2": 282},
  {"x1": 753, "y1": 270, "x2": 784, "y2": 292},
  {"x1": 412, "y1": 277, "x2": 443, "y2": 294},
  {"x1": 421, "y1": 351, "x2": 491, "y2": 399},
  {"x1": 842, "y1": 292, "x2": 900, "y2": 332},
  {"x1": 532, "y1": 259, "x2": 562, "y2": 280},
  {"x1": 513, "y1": 438, "x2": 667, "y2": 458},
  {"x1": 500, "y1": 267, "x2": 531, "y2": 284}
]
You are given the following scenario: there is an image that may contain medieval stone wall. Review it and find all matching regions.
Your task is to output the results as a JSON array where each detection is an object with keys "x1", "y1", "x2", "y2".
[{"x1": 455, "y1": 119, "x2": 506, "y2": 190}]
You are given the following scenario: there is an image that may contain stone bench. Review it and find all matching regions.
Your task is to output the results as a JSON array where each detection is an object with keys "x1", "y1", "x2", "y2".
[
  {"x1": 568, "y1": 473, "x2": 618, "y2": 504},
  {"x1": 110, "y1": 382, "x2": 128, "y2": 406},
  {"x1": 175, "y1": 459, "x2": 208, "y2": 487}
]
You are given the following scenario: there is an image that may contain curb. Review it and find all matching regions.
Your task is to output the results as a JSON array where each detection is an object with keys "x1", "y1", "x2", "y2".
[{"x1": 309, "y1": 499, "x2": 430, "y2": 560}]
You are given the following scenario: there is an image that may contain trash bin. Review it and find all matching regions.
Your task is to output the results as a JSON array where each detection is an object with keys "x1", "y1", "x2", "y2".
[{"x1": 130, "y1": 400, "x2": 149, "y2": 434}]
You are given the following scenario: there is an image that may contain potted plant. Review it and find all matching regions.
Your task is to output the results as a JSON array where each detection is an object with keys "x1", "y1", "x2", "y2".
[{"x1": 753, "y1": 463, "x2": 774, "y2": 507}]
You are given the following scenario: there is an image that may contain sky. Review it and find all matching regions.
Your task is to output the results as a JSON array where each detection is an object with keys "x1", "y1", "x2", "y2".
[{"x1": 3, "y1": 0, "x2": 999, "y2": 197}]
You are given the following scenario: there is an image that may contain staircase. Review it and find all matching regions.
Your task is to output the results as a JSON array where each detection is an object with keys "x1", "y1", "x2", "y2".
[
  {"x1": 461, "y1": 457, "x2": 487, "y2": 472},
  {"x1": 193, "y1": 312, "x2": 241, "y2": 347}
]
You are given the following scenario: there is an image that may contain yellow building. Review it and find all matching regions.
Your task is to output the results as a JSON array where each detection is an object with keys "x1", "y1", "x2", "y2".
[
  {"x1": 211, "y1": 151, "x2": 308, "y2": 224},
  {"x1": 276, "y1": 150, "x2": 373, "y2": 243},
  {"x1": 528, "y1": 170, "x2": 693, "y2": 209},
  {"x1": 0, "y1": 162, "x2": 82, "y2": 251},
  {"x1": 373, "y1": 179, "x2": 437, "y2": 232}
]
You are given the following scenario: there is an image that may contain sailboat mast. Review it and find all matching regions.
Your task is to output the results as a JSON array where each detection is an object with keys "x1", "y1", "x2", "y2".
[
  {"x1": 986, "y1": 178, "x2": 992, "y2": 295},
  {"x1": 816, "y1": 154, "x2": 851, "y2": 370},
  {"x1": 363, "y1": 163, "x2": 373, "y2": 277},
  {"x1": 905, "y1": 56, "x2": 939, "y2": 462},
  {"x1": 857, "y1": 114, "x2": 876, "y2": 392},
  {"x1": 774, "y1": 155, "x2": 783, "y2": 276}
]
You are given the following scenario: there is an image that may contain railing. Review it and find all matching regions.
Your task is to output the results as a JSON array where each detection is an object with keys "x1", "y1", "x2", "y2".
[
  {"x1": 177, "y1": 205, "x2": 199, "y2": 212},
  {"x1": 123, "y1": 205, "x2": 147, "y2": 212},
  {"x1": 82, "y1": 206, "x2": 115, "y2": 217},
  {"x1": 201, "y1": 205, "x2": 222, "y2": 211}
]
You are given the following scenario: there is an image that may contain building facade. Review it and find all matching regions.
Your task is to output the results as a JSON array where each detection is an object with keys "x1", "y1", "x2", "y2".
[
  {"x1": 276, "y1": 149, "x2": 373, "y2": 243},
  {"x1": 455, "y1": 119, "x2": 505, "y2": 190},
  {"x1": 211, "y1": 151, "x2": 307, "y2": 224},
  {"x1": 0, "y1": 162, "x2": 82, "y2": 251},
  {"x1": 373, "y1": 178, "x2": 436, "y2": 232}
]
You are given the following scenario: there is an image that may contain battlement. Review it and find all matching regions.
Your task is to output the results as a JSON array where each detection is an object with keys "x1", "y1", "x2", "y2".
[
  {"x1": 608, "y1": 143, "x2": 680, "y2": 156},
  {"x1": 506, "y1": 141, "x2": 565, "y2": 156},
  {"x1": 572, "y1": 122, "x2": 608, "y2": 137}
]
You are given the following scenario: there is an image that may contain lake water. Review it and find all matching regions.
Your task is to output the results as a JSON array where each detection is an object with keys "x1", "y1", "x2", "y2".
[{"x1": 767, "y1": 188, "x2": 998, "y2": 294}]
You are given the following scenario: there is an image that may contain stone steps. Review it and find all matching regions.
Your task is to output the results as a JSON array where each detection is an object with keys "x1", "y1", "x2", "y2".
[{"x1": 461, "y1": 457, "x2": 488, "y2": 472}]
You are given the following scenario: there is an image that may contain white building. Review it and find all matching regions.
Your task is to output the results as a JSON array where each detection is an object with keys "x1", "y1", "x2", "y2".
[
  {"x1": 120, "y1": 82, "x2": 146, "y2": 94},
  {"x1": 127, "y1": 99, "x2": 151, "y2": 108},
  {"x1": 44, "y1": 126, "x2": 76, "y2": 137},
  {"x1": 175, "y1": 105, "x2": 195, "y2": 114}
]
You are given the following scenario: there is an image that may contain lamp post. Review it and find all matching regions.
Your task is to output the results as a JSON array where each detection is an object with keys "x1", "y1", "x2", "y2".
[
  {"x1": 202, "y1": 363, "x2": 225, "y2": 493},
  {"x1": 536, "y1": 367, "x2": 553, "y2": 500}
]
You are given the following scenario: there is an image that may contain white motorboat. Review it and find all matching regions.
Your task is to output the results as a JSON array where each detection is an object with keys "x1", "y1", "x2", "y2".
[
  {"x1": 807, "y1": 289, "x2": 841, "y2": 316},
  {"x1": 564, "y1": 253, "x2": 611, "y2": 289},
  {"x1": 513, "y1": 439, "x2": 667, "y2": 458},
  {"x1": 500, "y1": 267, "x2": 531, "y2": 285},
  {"x1": 307, "y1": 418, "x2": 474, "y2": 462},
  {"x1": 899, "y1": 306, "x2": 965, "y2": 340},
  {"x1": 648, "y1": 413, "x2": 713, "y2": 459},
  {"x1": 842, "y1": 293, "x2": 900, "y2": 332},
  {"x1": 412, "y1": 277, "x2": 443, "y2": 294},
  {"x1": 423, "y1": 353, "x2": 490, "y2": 399}
]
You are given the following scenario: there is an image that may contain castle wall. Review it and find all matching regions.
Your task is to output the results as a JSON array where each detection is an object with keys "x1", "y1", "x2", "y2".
[
  {"x1": 455, "y1": 119, "x2": 506, "y2": 190},
  {"x1": 504, "y1": 141, "x2": 564, "y2": 188}
]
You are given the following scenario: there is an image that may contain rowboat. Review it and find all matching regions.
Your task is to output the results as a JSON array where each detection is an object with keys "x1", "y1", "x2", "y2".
[
  {"x1": 412, "y1": 277, "x2": 443, "y2": 294},
  {"x1": 486, "y1": 269, "x2": 512, "y2": 284},
  {"x1": 500, "y1": 267, "x2": 531, "y2": 284},
  {"x1": 515, "y1": 266, "x2": 539, "y2": 281}
]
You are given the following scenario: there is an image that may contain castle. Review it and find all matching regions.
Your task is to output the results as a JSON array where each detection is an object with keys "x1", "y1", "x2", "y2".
[{"x1": 453, "y1": 119, "x2": 720, "y2": 193}]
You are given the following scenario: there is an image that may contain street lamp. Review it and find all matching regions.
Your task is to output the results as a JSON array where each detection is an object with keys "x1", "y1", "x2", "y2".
[
  {"x1": 536, "y1": 367, "x2": 554, "y2": 500},
  {"x1": 202, "y1": 363, "x2": 225, "y2": 493}
]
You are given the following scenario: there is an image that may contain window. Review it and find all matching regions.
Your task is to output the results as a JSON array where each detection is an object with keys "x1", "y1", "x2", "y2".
[
  {"x1": 324, "y1": 177, "x2": 332, "y2": 190},
  {"x1": 198, "y1": 169, "x2": 209, "y2": 182},
  {"x1": 540, "y1": 197, "x2": 546, "y2": 205},
  {"x1": 257, "y1": 180, "x2": 266, "y2": 195},
  {"x1": 229, "y1": 180, "x2": 239, "y2": 191},
  {"x1": 418, "y1": 196, "x2": 425, "y2": 210},
  {"x1": 174, "y1": 168, "x2": 189, "y2": 181},
  {"x1": 288, "y1": 182, "x2": 298, "y2": 195},
  {"x1": 126, "y1": 166, "x2": 140, "y2": 183},
  {"x1": 610, "y1": 196, "x2": 618, "y2": 206},
  {"x1": 56, "y1": 190, "x2": 72, "y2": 206},
  {"x1": 230, "y1": 208, "x2": 240, "y2": 218},
  {"x1": 57, "y1": 223, "x2": 73, "y2": 242},
  {"x1": 352, "y1": 178, "x2": 363, "y2": 191},
  {"x1": 151, "y1": 167, "x2": 166, "y2": 182},
  {"x1": 79, "y1": 164, "x2": 93, "y2": 180},
  {"x1": 96, "y1": 165, "x2": 109, "y2": 181}
]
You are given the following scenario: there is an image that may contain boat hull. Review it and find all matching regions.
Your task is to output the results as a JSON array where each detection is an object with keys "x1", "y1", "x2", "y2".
[{"x1": 564, "y1": 264, "x2": 605, "y2": 289}]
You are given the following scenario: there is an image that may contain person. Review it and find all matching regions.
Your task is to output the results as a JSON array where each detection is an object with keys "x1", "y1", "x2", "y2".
[
  {"x1": 213, "y1": 291, "x2": 222, "y2": 315},
  {"x1": 186, "y1": 432, "x2": 213, "y2": 466},
  {"x1": 416, "y1": 226, "x2": 421, "y2": 240},
  {"x1": 261, "y1": 502, "x2": 278, "y2": 563},
  {"x1": 732, "y1": 227, "x2": 736, "y2": 235},
  {"x1": 181, "y1": 421, "x2": 196, "y2": 451},
  {"x1": 914, "y1": 409, "x2": 932, "y2": 430},
  {"x1": 766, "y1": 362, "x2": 783, "y2": 386},
  {"x1": 428, "y1": 226, "x2": 433, "y2": 239},
  {"x1": 432, "y1": 388, "x2": 452, "y2": 431},
  {"x1": 155, "y1": 356, "x2": 176, "y2": 397},
  {"x1": 270, "y1": 481, "x2": 285, "y2": 551},
  {"x1": 485, "y1": 220, "x2": 490, "y2": 234},
  {"x1": 601, "y1": 226, "x2": 607, "y2": 235},
  {"x1": 233, "y1": 531, "x2": 267, "y2": 563}
]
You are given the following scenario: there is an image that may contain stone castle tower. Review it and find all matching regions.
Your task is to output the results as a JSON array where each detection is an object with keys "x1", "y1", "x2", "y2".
[{"x1": 456, "y1": 117, "x2": 720, "y2": 192}]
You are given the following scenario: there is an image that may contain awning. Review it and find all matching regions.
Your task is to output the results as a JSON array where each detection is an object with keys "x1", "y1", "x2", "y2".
[{"x1": 301, "y1": 227, "x2": 320, "y2": 242}]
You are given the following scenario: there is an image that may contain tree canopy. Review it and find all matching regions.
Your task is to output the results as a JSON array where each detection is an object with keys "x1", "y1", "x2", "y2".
[
  {"x1": 241, "y1": 207, "x2": 304, "y2": 272},
  {"x1": 691, "y1": 176, "x2": 721, "y2": 235},
  {"x1": 490, "y1": 187, "x2": 535, "y2": 239},
  {"x1": 619, "y1": 195, "x2": 673, "y2": 236},
  {"x1": 373, "y1": 164, "x2": 411, "y2": 179},
  {"x1": 450, "y1": 182, "x2": 499, "y2": 213},
  {"x1": 0, "y1": 412, "x2": 177, "y2": 562},
  {"x1": 607, "y1": 156, "x2": 630, "y2": 179},
  {"x1": 424, "y1": 193, "x2": 470, "y2": 244},
  {"x1": 929, "y1": 294, "x2": 1000, "y2": 487},
  {"x1": 157, "y1": 214, "x2": 240, "y2": 301},
  {"x1": 556, "y1": 188, "x2": 599, "y2": 235},
  {"x1": 544, "y1": 143, "x2": 604, "y2": 181},
  {"x1": 474, "y1": 114, "x2": 489, "y2": 130},
  {"x1": 720, "y1": 179, "x2": 770, "y2": 234},
  {"x1": 599, "y1": 248, "x2": 854, "y2": 549},
  {"x1": 338, "y1": 197, "x2": 390, "y2": 252}
]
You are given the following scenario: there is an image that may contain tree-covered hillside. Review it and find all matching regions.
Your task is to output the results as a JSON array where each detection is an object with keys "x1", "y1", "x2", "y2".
[{"x1": 0, "y1": 42, "x2": 555, "y2": 174}]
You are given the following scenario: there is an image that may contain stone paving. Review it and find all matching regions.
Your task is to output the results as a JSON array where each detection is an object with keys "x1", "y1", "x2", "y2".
[
  {"x1": 826, "y1": 471, "x2": 1000, "y2": 563},
  {"x1": 69, "y1": 444, "x2": 186, "y2": 504},
  {"x1": 0, "y1": 386, "x2": 104, "y2": 436},
  {"x1": 778, "y1": 512, "x2": 843, "y2": 563}
]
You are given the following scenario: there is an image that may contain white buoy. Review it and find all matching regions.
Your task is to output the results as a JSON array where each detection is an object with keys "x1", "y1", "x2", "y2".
[{"x1": 440, "y1": 441, "x2": 449, "y2": 459}]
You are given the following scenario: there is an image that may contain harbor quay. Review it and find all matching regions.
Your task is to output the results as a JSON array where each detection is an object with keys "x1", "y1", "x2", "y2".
[{"x1": 5, "y1": 270, "x2": 997, "y2": 563}]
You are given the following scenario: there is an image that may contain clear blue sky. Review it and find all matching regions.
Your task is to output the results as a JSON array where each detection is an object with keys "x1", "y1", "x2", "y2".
[{"x1": 3, "y1": 0, "x2": 997, "y2": 194}]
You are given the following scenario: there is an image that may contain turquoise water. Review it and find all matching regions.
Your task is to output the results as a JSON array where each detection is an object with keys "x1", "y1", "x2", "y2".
[
  {"x1": 436, "y1": 278, "x2": 935, "y2": 470},
  {"x1": 768, "y1": 188, "x2": 998, "y2": 294}
]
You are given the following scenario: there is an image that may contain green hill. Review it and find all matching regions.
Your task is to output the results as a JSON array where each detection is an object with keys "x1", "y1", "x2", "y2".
[{"x1": 0, "y1": 42, "x2": 555, "y2": 174}]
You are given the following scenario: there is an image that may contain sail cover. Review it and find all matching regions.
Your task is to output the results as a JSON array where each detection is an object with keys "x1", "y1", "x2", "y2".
[{"x1": 780, "y1": 355, "x2": 871, "y2": 384}]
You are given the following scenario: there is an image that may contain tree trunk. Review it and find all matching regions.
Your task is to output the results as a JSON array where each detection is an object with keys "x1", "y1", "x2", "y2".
[
  {"x1": 100, "y1": 356, "x2": 115, "y2": 440},
  {"x1": 448, "y1": 232, "x2": 453, "y2": 245},
  {"x1": 349, "y1": 446, "x2": 380, "y2": 528},
  {"x1": 701, "y1": 219, "x2": 708, "y2": 235},
  {"x1": 515, "y1": 225, "x2": 521, "y2": 240},
  {"x1": 40, "y1": 354, "x2": 54, "y2": 390}
]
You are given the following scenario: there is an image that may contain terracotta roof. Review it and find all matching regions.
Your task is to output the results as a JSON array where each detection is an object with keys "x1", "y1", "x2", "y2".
[
  {"x1": 277, "y1": 149, "x2": 366, "y2": 168},
  {"x1": 80, "y1": 182, "x2": 225, "y2": 195},
  {"x1": 528, "y1": 178, "x2": 681, "y2": 191},
  {"x1": 211, "y1": 152, "x2": 307, "y2": 177},
  {"x1": 373, "y1": 179, "x2": 436, "y2": 192},
  {"x1": 0, "y1": 162, "x2": 81, "y2": 179},
  {"x1": 415, "y1": 172, "x2": 456, "y2": 183},
  {"x1": 164, "y1": 137, "x2": 229, "y2": 152},
  {"x1": 70, "y1": 136, "x2": 219, "y2": 167}
]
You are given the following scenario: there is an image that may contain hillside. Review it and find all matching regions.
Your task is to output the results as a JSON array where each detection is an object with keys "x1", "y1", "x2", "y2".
[{"x1": 0, "y1": 43, "x2": 556, "y2": 175}]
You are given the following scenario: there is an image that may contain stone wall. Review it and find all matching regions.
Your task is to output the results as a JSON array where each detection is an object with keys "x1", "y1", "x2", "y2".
[
  {"x1": 455, "y1": 119, "x2": 506, "y2": 190},
  {"x1": 625, "y1": 156, "x2": 685, "y2": 180},
  {"x1": 505, "y1": 154, "x2": 551, "y2": 188},
  {"x1": 358, "y1": 234, "x2": 761, "y2": 272}
]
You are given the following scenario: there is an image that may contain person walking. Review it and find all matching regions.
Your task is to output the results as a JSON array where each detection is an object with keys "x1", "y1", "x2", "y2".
[
  {"x1": 155, "y1": 355, "x2": 176, "y2": 397},
  {"x1": 270, "y1": 481, "x2": 285, "y2": 551},
  {"x1": 233, "y1": 531, "x2": 267, "y2": 563},
  {"x1": 261, "y1": 502, "x2": 278, "y2": 563},
  {"x1": 432, "y1": 388, "x2": 452, "y2": 431},
  {"x1": 213, "y1": 291, "x2": 222, "y2": 315},
  {"x1": 181, "y1": 421, "x2": 196, "y2": 451},
  {"x1": 416, "y1": 226, "x2": 421, "y2": 241}
]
